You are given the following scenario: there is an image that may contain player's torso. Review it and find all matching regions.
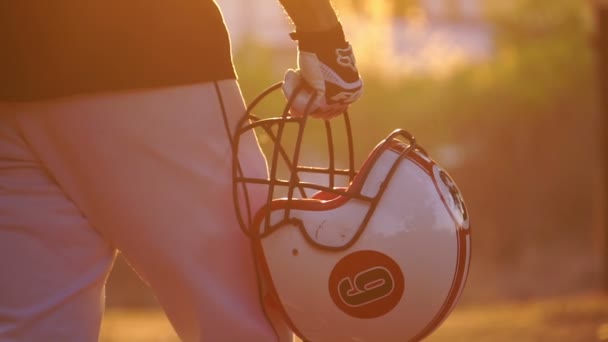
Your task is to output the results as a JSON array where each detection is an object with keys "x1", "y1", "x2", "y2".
[{"x1": 0, "y1": 1, "x2": 235, "y2": 101}]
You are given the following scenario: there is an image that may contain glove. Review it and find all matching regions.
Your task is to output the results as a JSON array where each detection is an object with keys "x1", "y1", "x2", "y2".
[{"x1": 282, "y1": 23, "x2": 363, "y2": 119}]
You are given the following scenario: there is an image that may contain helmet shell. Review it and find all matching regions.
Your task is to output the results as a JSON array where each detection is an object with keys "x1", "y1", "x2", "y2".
[{"x1": 254, "y1": 141, "x2": 471, "y2": 342}]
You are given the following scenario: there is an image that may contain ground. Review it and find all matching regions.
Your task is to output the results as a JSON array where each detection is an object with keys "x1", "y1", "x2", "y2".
[{"x1": 100, "y1": 293, "x2": 608, "y2": 342}]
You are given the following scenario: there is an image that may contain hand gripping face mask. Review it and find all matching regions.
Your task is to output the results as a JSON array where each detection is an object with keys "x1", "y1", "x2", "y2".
[{"x1": 230, "y1": 82, "x2": 471, "y2": 342}]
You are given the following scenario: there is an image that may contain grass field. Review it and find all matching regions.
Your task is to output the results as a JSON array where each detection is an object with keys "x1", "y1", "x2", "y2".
[{"x1": 100, "y1": 293, "x2": 608, "y2": 342}]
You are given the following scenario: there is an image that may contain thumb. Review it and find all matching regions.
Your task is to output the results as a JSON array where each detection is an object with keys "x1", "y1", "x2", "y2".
[
  {"x1": 281, "y1": 69, "x2": 301, "y2": 100},
  {"x1": 282, "y1": 69, "x2": 319, "y2": 117}
]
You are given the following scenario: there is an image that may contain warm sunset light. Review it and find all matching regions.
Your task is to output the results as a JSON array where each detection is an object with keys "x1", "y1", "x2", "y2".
[
  {"x1": 102, "y1": 0, "x2": 607, "y2": 340},
  {"x1": 3, "y1": 0, "x2": 606, "y2": 341},
  {"x1": 338, "y1": 0, "x2": 492, "y2": 79}
]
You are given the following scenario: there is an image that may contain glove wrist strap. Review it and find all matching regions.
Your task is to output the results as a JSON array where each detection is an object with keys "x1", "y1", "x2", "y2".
[{"x1": 289, "y1": 23, "x2": 348, "y2": 51}]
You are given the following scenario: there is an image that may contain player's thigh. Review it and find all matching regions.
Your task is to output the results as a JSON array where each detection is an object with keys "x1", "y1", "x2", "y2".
[
  {"x1": 14, "y1": 81, "x2": 282, "y2": 341},
  {"x1": 0, "y1": 111, "x2": 115, "y2": 341}
]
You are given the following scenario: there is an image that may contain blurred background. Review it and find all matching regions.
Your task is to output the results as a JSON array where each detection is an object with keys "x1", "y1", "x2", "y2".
[{"x1": 102, "y1": 0, "x2": 608, "y2": 340}]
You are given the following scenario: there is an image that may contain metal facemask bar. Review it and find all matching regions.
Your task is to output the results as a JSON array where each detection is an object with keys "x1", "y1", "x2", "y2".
[
  {"x1": 293, "y1": 128, "x2": 423, "y2": 251},
  {"x1": 231, "y1": 82, "x2": 359, "y2": 239},
  {"x1": 231, "y1": 82, "x2": 421, "y2": 250}
]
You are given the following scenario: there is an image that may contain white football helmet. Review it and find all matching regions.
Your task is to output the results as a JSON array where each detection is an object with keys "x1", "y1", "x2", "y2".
[{"x1": 231, "y1": 83, "x2": 471, "y2": 342}]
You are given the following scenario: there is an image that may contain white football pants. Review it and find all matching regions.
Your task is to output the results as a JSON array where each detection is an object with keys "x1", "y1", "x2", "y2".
[{"x1": 0, "y1": 80, "x2": 291, "y2": 342}]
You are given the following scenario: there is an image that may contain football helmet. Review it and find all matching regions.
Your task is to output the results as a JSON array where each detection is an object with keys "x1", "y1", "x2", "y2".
[{"x1": 231, "y1": 83, "x2": 471, "y2": 342}]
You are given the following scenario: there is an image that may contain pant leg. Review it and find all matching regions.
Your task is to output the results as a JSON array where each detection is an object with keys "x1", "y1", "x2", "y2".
[
  {"x1": 14, "y1": 81, "x2": 292, "y2": 342},
  {"x1": 0, "y1": 107, "x2": 115, "y2": 341}
]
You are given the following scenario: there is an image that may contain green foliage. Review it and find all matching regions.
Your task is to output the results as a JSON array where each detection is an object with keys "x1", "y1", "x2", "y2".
[
  {"x1": 485, "y1": 0, "x2": 591, "y2": 40},
  {"x1": 234, "y1": 0, "x2": 595, "y2": 150},
  {"x1": 233, "y1": 1, "x2": 598, "y2": 275}
]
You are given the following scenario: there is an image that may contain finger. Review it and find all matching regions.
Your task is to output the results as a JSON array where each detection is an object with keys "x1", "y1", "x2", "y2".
[
  {"x1": 281, "y1": 69, "x2": 301, "y2": 99},
  {"x1": 282, "y1": 70, "x2": 306, "y2": 117}
]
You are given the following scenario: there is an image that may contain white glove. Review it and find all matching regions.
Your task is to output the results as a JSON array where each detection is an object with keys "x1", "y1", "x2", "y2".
[{"x1": 282, "y1": 24, "x2": 363, "y2": 119}]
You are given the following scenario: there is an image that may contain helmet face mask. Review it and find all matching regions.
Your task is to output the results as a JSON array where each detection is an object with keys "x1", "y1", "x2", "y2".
[{"x1": 231, "y1": 83, "x2": 471, "y2": 342}]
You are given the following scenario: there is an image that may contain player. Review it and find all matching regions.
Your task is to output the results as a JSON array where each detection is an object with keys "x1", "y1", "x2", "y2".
[{"x1": 0, "y1": 1, "x2": 362, "y2": 341}]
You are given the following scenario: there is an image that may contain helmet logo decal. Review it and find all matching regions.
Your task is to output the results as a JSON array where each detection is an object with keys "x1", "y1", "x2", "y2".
[
  {"x1": 338, "y1": 266, "x2": 394, "y2": 307},
  {"x1": 433, "y1": 165, "x2": 469, "y2": 229},
  {"x1": 329, "y1": 250, "x2": 404, "y2": 319},
  {"x1": 335, "y1": 46, "x2": 358, "y2": 72}
]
